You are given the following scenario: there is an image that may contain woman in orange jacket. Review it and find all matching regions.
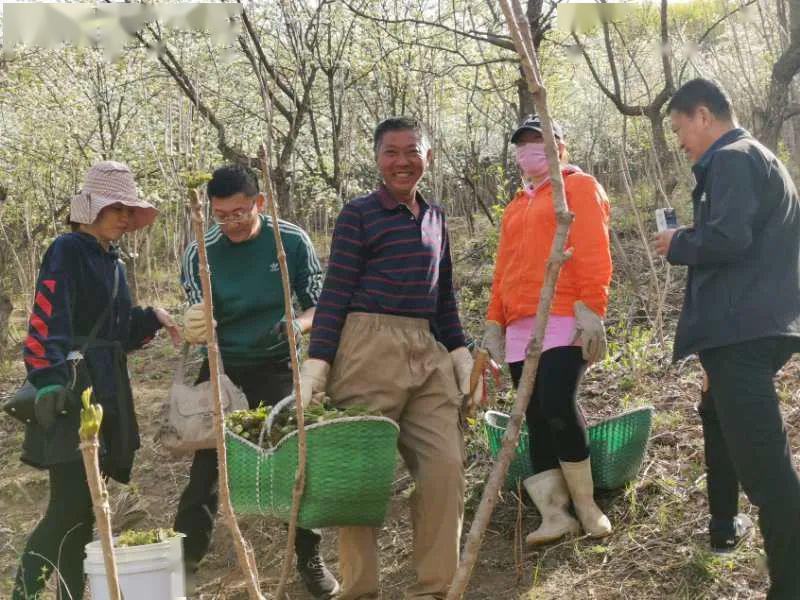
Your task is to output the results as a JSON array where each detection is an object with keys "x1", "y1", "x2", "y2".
[{"x1": 483, "y1": 116, "x2": 613, "y2": 545}]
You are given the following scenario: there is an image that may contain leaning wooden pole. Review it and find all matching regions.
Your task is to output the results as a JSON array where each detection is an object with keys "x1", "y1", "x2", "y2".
[
  {"x1": 259, "y1": 144, "x2": 308, "y2": 599},
  {"x1": 78, "y1": 387, "x2": 122, "y2": 600},
  {"x1": 252, "y1": 43, "x2": 309, "y2": 594},
  {"x1": 189, "y1": 189, "x2": 264, "y2": 600},
  {"x1": 446, "y1": 0, "x2": 574, "y2": 597}
]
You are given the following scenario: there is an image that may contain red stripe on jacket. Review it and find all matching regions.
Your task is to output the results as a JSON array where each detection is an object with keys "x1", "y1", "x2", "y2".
[
  {"x1": 25, "y1": 335, "x2": 46, "y2": 357},
  {"x1": 35, "y1": 292, "x2": 53, "y2": 317},
  {"x1": 25, "y1": 355, "x2": 50, "y2": 369},
  {"x1": 30, "y1": 314, "x2": 49, "y2": 338}
]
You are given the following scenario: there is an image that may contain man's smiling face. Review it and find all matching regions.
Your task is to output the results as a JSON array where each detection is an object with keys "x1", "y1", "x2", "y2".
[{"x1": 375, "y1": 129, "x2": 431, "y2": 201}]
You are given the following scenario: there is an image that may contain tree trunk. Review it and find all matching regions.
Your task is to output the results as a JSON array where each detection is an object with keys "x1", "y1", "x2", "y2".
[
  {"x1": 755, "y1": 0, "x2": 800, "y2": 150},
  {"x1": 0, "y1": 293, "x2": 12, "y2": 351},
  {"x1": 123, "y1": 255, "x2": 138, "y2": 305},
  {"x1": 648, "y1": 108, "x2": 677, "y2": 200},
  {"x1": 271, "y1": 167, "x2": 294, "y2": 219},
  {"x1": 517, "y1": 69, "x2": 536, "y2": 118},
  {"x1": 515, "y1": 0, "x2": 546, "y2": 119}
]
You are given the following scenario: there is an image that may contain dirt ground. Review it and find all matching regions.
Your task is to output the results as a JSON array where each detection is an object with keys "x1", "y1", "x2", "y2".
[{"x1": 2, "y1": 331, "x2": 798, "y2": 599}]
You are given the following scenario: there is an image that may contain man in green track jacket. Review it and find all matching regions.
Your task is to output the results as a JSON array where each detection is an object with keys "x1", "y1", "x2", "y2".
[{"x1": 176, "y1": 164, "x2": 338, "y2": 598}]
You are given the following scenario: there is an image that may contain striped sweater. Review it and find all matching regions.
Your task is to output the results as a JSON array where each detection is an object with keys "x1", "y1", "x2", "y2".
[{"x1": 308, "y1": 185, "x2": 466, "y2": 363}]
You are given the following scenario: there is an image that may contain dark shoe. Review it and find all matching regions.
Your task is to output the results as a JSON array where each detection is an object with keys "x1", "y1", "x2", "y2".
[
  {"x1": 297, "y1": 553, "x2": 340, "y2": 599},
  {"x1": 710, "y1": 513, "x2": 753, "y2": 554}
]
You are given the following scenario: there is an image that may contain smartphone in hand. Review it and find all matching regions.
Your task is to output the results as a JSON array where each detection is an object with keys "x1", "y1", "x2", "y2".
[{"x1": 655, "y1": 208, "x2": 678, "y2": 232}]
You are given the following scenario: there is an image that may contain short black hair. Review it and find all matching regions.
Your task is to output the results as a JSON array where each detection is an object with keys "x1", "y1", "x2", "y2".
[
  {"x1": 373, "y1": 116, "x2": 429, "y2": 154},
  {"x1": 667, "y1": 78, "x2": 734, "y2": 121},
  {"x1": 207, "y1": 164, "x2": 259, "y2": 199}
]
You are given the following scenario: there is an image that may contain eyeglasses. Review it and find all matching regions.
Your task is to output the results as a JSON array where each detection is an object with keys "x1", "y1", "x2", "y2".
[{"x1": 211, "y1": 203, "x2": 256, "y2": 225}]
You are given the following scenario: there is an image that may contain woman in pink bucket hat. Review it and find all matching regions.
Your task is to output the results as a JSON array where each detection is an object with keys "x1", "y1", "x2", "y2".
[
  {"x1": 68, "y1": 160, "x2": 159, "y2": 235},
  {"x1": 12, "y1": 161, "x2": 180, "y2": 600}
]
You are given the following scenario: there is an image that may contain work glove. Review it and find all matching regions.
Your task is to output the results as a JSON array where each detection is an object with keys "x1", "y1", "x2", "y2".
[
  {"x1": 468, "y1": 347, "x2": 492, "y2": 412},
  {"x1": 482, "y1": 320, "x2": 505, "y2": 365},
  {"x1": 573, "y1": 301, "x2": 607, "y2": 364},
  {"x1": 183, "y1": 303, "x2": 213, "y2": 345},
  {"x1": 450, "y1": 346, "x2": 483, "y2": 409},
  {"x1": 34, "y1": 384, "x2": 70, "y2": 430},
  {"x1": 299, "y1": 358, "x2": 329, "y2": 408},
  {"x1": 271, "y1": 316, "x2": 302, "y2": 342}
]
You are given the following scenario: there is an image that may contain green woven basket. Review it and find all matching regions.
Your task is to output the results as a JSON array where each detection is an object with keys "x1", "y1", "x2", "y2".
[
  {"x1": 483, "y1": 406, "x2": 653, "y2": 490},
  {"x1": 226, "y1": 416, "x2": 400, "y2": 529}
]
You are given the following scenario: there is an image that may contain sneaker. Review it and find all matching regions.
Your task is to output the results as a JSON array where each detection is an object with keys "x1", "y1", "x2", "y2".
[
  {"x1": 710, "y1": 513, "x2": 754, "y2": 554},
  {"x1": 297, "y1": 553, "x2": 340, "y2": 599}
]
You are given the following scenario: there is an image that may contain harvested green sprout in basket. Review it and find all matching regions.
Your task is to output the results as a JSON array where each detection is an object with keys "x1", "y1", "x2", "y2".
[
  {"x1": 226, "y1": 404, "x2": 272, "y2": 441},
  {"x1": 116, "y1": 528, "x2": 178, "y2": 547},
  {"x1": 225, "y1": 402, "x2": 381, "y2": 448}
]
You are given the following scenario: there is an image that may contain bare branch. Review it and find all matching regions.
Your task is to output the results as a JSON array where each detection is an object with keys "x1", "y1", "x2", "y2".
[
  {"x1": 571, "y1": 33, "x2": 648, "y2": 116},
  {"x1": 677, "y1": 0, "x2": 759, "y2": 83},
  {"x1": 342, "y1": 0, "x2": 515, "y2": 51},
  {"x1": 135, "y1": 28, "x2": 251, "y2": 165}
]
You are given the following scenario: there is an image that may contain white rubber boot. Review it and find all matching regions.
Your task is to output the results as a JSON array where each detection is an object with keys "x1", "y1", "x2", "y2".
[
  {"x1": 560, "y1": 458, "x2": 612, "y2": 538},
  {"x1": 523, "y1": 469, "x2": 580, "y2": 546}
]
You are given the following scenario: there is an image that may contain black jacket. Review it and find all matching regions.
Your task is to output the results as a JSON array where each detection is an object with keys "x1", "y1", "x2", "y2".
[
  {"x1": 21, "y1": 232, "x2": 161, "y2": 482},
  {"x1": 668, "y1": 128, "x2": 800, "y2": 360}
]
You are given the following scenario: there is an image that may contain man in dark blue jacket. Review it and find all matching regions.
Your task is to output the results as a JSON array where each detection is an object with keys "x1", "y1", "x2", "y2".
[{"x1": 655, "y1": 78, "x2": 800, "y2": 599}]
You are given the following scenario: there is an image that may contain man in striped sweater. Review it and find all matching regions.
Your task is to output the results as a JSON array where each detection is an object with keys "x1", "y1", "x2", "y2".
[
  {"x1": 176, "y1": 164, "x2": 338, "y2": 598},
  {"x1": 301, "y1": 117, "x2": 480, "y2": 599}
]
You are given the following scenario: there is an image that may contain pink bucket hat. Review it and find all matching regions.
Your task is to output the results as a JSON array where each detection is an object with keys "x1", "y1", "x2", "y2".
[{"x1": 70, "y1": 161, "x2": 158, "y2": 232}]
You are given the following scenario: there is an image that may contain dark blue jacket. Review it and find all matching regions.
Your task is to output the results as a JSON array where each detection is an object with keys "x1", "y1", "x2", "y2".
[
  {"x1": 668, "y1": 129, "x2": 800, "y2": 359},
  {"x1": 21, "y1": 232, "x2": 161, "y2": 481}
]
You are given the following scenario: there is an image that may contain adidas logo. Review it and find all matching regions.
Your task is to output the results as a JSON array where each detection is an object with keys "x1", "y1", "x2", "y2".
[{"x1": 270, "y1": 262, "x2": 280, "y2": 272}]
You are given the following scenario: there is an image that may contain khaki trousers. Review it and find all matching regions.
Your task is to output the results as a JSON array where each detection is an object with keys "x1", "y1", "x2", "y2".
[{"x1": 327, "y1": 312, "x2": 466, "y2": 600}]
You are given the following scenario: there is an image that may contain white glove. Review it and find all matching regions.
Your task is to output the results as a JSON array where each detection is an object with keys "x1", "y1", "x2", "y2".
[
  {"x1": 573, "y1": 301, "x2": 607, "y2": 364},
  {"x1": 450, "y1": 347, "x2": 473, "y2": 395},
  {"x1": 299, "y1": 358, "x2": 330, "y2": 408},
  {"x1": 482, "y1": 321, "x2": 505, "y2": 364},
  {"x1": 450, "y1": 346, "x2": 484, "y2": 410},
  {"x1": 183, "y1": 303, "x2": 211, "y2": 344}
]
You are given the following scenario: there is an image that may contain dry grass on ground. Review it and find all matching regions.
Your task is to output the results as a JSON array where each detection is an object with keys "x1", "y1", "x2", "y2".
[
  {"x1": 2, "y1": 331, "x2": 798, "y2": 599},
  {"x1": 2, "y1": 215, "x2": 799, "y2": 598}
]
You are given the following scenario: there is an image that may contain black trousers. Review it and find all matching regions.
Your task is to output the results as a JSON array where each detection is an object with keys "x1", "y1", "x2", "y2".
[
  {"x1": 509, "y1": 346, "x2": 590, "y2": 474},
  {"x1": 699, "y1": 337, "x2": 800, "y2": 600},
  {"x1": 173, "y1": 358, "x2": 322, "y2": 568},
  {"x1": 13, "y1": 460, "x2": 94, "y2": 600}
]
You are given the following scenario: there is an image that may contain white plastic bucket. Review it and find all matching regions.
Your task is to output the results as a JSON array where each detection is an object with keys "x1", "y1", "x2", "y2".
[{"x1": 84, "y1": 534, "x2": 186, "y2": 600}]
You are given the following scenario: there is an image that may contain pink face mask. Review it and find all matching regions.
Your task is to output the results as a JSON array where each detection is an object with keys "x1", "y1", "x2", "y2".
[{"x1": 516, "y1": 143, "x2": 549, "y2": 178}]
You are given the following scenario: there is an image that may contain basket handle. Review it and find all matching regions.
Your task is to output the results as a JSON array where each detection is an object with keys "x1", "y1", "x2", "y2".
[{"x1": 258, "y1": 394, "x2": 296, "y2": 448}]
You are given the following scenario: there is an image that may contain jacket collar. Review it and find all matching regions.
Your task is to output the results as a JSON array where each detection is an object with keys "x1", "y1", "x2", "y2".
[
  {"x1": 376, "y1": 184, "x2": 429, "y2": 211},
  {"x1": 522, "y1": 165, "x2": 583, "y2": 196},
  {"x1": 693, "y1": 128, "x2": 749, "y2": 175},
  {"x1": 71, "y1": 231, "x2": 120, "y2": 259}
]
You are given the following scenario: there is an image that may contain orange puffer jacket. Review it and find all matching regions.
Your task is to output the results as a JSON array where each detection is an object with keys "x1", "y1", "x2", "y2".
[{"x1": 487, "y1": 168, "x2": 612, "y2": 326}]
